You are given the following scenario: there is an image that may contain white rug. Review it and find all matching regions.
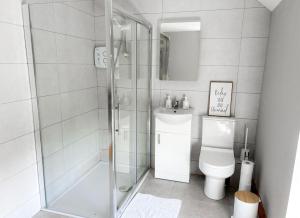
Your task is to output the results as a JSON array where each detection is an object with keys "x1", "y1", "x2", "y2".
[{"x1": 121, "y1": 193, "x2": 182, "y2": 218}]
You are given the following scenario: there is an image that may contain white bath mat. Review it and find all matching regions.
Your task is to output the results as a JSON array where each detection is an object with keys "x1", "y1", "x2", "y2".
[{"x1": 121, "y1": 193, "x2": 182, "y2": 218}]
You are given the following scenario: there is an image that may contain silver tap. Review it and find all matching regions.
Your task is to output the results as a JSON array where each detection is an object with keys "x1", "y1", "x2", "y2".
[{"x1": 173, "y1": 100, "x2": 179, "y2": 109}]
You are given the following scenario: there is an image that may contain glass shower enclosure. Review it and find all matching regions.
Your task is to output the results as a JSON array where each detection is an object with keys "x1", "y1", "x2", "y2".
[{"x1": 22, "y1": 0, "x2": 152, "y2": 217}]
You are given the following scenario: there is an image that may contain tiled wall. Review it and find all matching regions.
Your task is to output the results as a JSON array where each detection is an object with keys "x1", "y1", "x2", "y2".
[
  {"x1": 127, "y1": 0, "x2": 271, "y2": 173},
  {"x1": 0, "y1": 1, "x2": 41, "y2": 217},
  {"x1": 27, "y1": 0, "x2": 105, "y2": 205}
]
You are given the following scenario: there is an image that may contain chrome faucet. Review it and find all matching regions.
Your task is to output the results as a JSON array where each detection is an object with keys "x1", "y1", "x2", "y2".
[{"x1": 173, "y1": 100, "x2": 179, "y2": 109}]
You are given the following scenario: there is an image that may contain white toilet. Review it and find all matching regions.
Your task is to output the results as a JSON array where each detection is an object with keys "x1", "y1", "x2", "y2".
[{"x1": 199, "y1": 116, "x2": 236, "y2": 200}]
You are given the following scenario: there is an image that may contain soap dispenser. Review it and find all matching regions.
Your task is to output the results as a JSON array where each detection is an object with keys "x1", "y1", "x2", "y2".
[
  {"x1": 165, "y1": 95, "x2": 172, "y2": 109},
  {"x1": 182, "y1": 95, "x2": 190, "y2": 110}
]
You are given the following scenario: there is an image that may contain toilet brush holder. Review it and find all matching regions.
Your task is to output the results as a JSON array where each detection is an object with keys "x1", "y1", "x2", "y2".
[{"x1": 240, "y1": 148, "x2": 250, "y2": 161}]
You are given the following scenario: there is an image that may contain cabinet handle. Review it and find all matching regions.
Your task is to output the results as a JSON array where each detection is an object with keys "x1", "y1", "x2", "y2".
[{"x1": 157, "y1": 134, "x2": 160, "y2": 144}]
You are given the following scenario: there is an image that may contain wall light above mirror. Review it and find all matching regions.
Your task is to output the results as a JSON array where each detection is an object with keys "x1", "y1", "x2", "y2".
[{"x1": 159, "y1": 18, "x2": 201, "y2": 81}]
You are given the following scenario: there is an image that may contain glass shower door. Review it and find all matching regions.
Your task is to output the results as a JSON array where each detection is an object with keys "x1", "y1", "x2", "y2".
[
  {"x1": 112, "y1": 14, "x2": 152, "y2": 210},
  {"x1": 112, "y1": 14, "x2": 137, "y2": 208},
  {"x1": 136, "y1": 23, "x2": 151, "y2": 181}
]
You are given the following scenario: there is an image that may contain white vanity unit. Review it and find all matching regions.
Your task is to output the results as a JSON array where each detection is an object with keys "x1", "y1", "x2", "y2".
[{"x1": 154, "y1": 107, "x2": 193, "y2": 183}]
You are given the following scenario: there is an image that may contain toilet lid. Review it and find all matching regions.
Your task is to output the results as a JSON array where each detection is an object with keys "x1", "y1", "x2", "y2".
[{"x1": 200, "y1": 147, "x2": 235, "y2": 167}]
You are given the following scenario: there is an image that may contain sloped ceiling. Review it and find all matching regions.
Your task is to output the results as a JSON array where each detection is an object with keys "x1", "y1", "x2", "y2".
[{"x1": 258, "y1": 0, "x2": 284, "y2": 11}]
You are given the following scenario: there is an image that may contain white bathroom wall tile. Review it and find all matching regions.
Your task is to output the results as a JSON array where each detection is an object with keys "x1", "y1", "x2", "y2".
[
  {"x1": 152, "y1": 66, "x2": 161, "y2": 90},
  {"x1": 237, "y1": 67, "x2": 264, "y2": 93},
  {"x1": 64, "y1": 0, "x2": 95, "y2": 16},
  {"x1": 31, "y1": 29, "x2": 57, "y2": 64},
  {"x1": 159, "y1": 80, "x2": 195, "y2": 92},
  {"x1": 3, "y1": 194, "x2": 40, "y2": 218},
  {"x1": 41, "y1": 124, "x2": 63, "y2": 157},
  {"x1": 115, "y1": 65, "x2": 133, "y2": 89},
  {"x1": 38, "y1": 95, "x2": 61, "y2": 128},
  {"x1": 234, "y1": 142, "x2": 256, "y2": 159},
  {"x1": 137, "y1": 40, "x2": 151, "y2": 66},
  {"x1": 0, "y1": 0, "x2": 23, "y2": 25},
  {"x1": 29, "y1": 3, "x2": 55, "y2": 32},
  {"x1": 35, "y1": 64, "x2": 60, "y2": 97},
  {"x1": 129, "y1": 0, "x2": 162, "y2": 13},
  {"x1": 245, "y1": 0, "x2": 265, "y2": 8},
  {"x1": 199, "y1": 39, "x2": 241, "y2": 66},
  {"x1": 99, "y1": 130, "x2": 110, "y2": 149},
  {"x1": 97, "y1": 68, "x2": 108, "y2": 87},
  {"x1": 94, "y1": 0, "x2": 105, "y2": 16},
  {"x1": 235, "y1": 119, "x2": 257, "y2": 144},
  {"x1": 152, "y1": 39, "x2": 160, "y2": 66},
  {"x1": 43, "y1": 150, "x2": 65, "y2": 185},
  {"x1": 59, "y1": 64, "x2": 97, "y2": 92},
  {"x1": 54, "y1": 3, "x2": 95, "y2": 40},
  {"x1": 0, "y1": 64, "x2": 31, "y2": 104},
  {"x1": 64, "y1": 133, "x2": 99, "y2": 171},
  {"x1": 200, "y1": 9, "x2": 243, "y2": 39},
  {"x1": 191, "y1": 115, "x2": 203, "y2": 139},
  {"x1": 161, "y1": 66, "x2": 238, "y2": 92},
  {"x1": 137, "y1": 111, "x2": 149, "y2": 133},
  {"x1": 56, "y1": 34, "x2": 94, "y2": 64},
  {"x1": 0, "y1": 100, "x2": 34, "y2": 143},
  {"x1": 44, "y1": 173, "x2": 69, "y2": 204},
  {"x1": 62, "y1": 110, "x2": 99, "y2": 145},
  {"x1": 137, "y1": 88, "x2": 150, "y2": 112},
  {"x1": 152, "y1": 90, "x2": 161, "y2": 109},
  {"x1": 151, "y1": 154, "x2": 155, "y2": 168},
  {"x1": 163, "y1": 0, "x2": 243, "y2": 13},
  {"x1": 0, "y1": 23, "x2": 27, "y2": 63},
  {"x1": 0, "y1": 165, "x2": 39, "y2": 217},
  {"x1": 61, "y1": 88, "x2": 98, "y2": 120},
  {"x1": 235, "y1": 93, "x2": 260, "y2": 119},
  {"x1": 191, "y1": 138, "x2": 201, "y2": 161},
  {"x1": 199, "y1": 66, "x2": 238, "y2": 91},
  {"x1": 99, "y1": 109, "x2": 109, "y2": 130},
  {"x1": 231, "y1": 92, "x2": 237, "y2": 117},
  {"x1": 242, "y1": 8, "x2": 271, "y2": 38},
  {"x1": 98, "y1": 87, "x2": 109, "y2": 109},
  {"x1": 117, "y1": 87, "x2": 136, "y2": 111},
  {"x1": 95, "y1": 16, "x2": 106, "y2": 41},
  {"x1": 239, "y1": 38, "x2": 268, "y2": 67},
  {"x1": 137, "y1": 65, "x2": 151, "y2": 89},
  {"x1": 0, "y1": 133, "x2": 36, "y2": 182}
]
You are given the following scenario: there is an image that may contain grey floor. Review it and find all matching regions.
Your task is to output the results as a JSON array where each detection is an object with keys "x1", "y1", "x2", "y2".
[
  {"x1": 139, "y1": 171, "x2": 234, "y2": 218},
  {"x1": 34, "y1": 171, "x2": 235, "y2": 218}
]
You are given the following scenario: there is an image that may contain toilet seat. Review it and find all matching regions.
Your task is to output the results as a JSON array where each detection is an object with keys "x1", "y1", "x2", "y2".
[{"x1": 199, "y1": 147, "x2": 235, "y2": 178}]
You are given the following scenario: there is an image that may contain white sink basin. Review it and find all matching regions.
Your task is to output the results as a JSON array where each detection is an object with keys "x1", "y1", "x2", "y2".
[{"x1": 154, "y1": 107, "x2": 193, "y2": 124}]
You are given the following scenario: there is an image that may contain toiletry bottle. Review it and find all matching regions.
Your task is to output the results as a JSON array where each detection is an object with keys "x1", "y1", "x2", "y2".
[
  {"x1": 165, "y1": 95, "x2": 172, "y2": 109},
  {"x1": 183, "y1": 96, "x2": 190, "y2": 110}
]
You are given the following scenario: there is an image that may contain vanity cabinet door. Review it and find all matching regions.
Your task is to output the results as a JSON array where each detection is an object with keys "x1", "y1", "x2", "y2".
[{"x1": 155, "y1": 131, "x2": 191, "y2": 183}]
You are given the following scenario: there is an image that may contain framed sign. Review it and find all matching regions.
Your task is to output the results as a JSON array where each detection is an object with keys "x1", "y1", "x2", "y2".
[{"x1": 208, "y1": 81, "x2": 233, "y2": 117}]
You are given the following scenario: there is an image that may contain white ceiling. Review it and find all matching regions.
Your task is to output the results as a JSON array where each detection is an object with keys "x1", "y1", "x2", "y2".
[{"x1": 258, "y1": 0, "x2": 283, "y2": 11}]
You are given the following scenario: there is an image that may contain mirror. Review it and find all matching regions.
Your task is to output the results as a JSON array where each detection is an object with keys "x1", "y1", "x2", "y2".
[{"x1": 159, "y1": 18, "x2": 201, "y2": 81}]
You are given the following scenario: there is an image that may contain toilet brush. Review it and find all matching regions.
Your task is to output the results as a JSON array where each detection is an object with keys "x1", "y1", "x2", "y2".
[{"x1": 240, "y1": 126, "x2": 250, "y2": 161}]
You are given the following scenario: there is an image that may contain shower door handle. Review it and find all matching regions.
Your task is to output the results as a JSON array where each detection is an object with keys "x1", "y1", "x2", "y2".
[{"x1": 115, "y1": 103, "x2": 120, "y2": 135}]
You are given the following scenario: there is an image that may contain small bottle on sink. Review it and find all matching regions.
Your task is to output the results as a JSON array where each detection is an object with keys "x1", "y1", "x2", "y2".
[
  {"x1": 165, "y1": 95, "x2": 172, "y2": 109},
  {"x1": 183, "y1": 95, "x2": 190, "y2": 110}
]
